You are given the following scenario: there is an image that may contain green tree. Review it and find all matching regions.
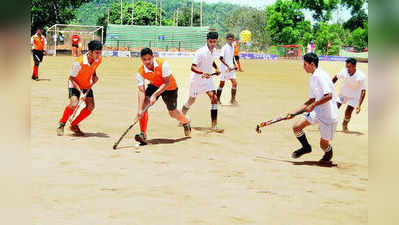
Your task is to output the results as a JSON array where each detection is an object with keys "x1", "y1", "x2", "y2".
[
  {"x1": 31, "y1": 0, "x2": 89, "y2": 33},
  {"x1": 294, "y1": 0, "x2": 339, "y2": 22},
  {"x1": 266, "y1": 0, "x2": 312, "y2": 46},
  {"x1": 314, "y1": 22, "x2": 345, "y2": 55},
  {"x1": 343, "y1": 10, "x2": 368, "y2": 31},
  {"x1": 175, "y1": 7, "x2": 200, "y2": 26}
]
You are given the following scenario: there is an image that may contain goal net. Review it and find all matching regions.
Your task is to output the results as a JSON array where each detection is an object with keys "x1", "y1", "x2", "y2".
[{"x1": 46, "y1": 24, "x2": 104, "y2": 56}]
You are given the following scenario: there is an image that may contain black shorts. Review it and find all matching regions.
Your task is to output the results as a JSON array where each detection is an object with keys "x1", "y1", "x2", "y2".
[
  {"x1": 72, "y1": 44, "x2": 79, "y2": 48},
  {"x1": 32, "y1": 49, "x2": 44, "y2": 65},
  {"x1": 69, "y1": 88, "x2": 94, "y2": 99},
  {"x1": 234, "y1": 55, "x2": 240, "y2": 61},
  {"x1": 145, "y1": 84, "x2": 177, "y2": 111}
]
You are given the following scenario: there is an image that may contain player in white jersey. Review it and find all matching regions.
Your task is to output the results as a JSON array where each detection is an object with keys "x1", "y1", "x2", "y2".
[
  {"x1": 332, "y1": 57, "x2": 367, "y2": 132},
  {"x1": 181, "y1": 32, "x2": 221, "y2": 129},
  {"x1": 216, "y1": 33, "x2": 238, "y2": 105},
  {"x1": 286, "y1": 53, "x2": 339, "y2": 162}
]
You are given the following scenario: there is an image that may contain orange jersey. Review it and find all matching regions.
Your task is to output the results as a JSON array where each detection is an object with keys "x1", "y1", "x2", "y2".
[
  {"x1": 71, "y1": 54, "x2": 102, "y2": 89},
  {"x1": 233, "y1": 42, "x2": 239, "y2": 56},
  {"x1": 138, "y1": 58, "x2": 177, "y2": 90},
  {"x1": 31, "y1": 34, "x2": 46, "y2": 51}
]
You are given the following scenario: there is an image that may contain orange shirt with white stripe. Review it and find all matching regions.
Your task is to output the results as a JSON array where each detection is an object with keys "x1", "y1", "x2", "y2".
[
  {"x1": 137, "y1": 58, "x2": 177, "y2": 91},
  {"x1": 31, "y1": 33, "x2": 47, "y2": 51},
  {"x1": 233, "y1": 41, "x2": 239, "y2": 56},
  {"x1": 69, "y1": 53, "x2": 102, "y2": 89}
]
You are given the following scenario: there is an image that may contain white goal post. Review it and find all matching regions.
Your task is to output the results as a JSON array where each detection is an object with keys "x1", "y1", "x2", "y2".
[{"x1": 46, "y1": 24, "x2": 104, "y2": 56}]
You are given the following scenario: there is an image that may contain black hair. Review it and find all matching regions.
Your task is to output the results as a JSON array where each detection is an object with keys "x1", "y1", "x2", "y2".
[
  {"x1": 207, "y1": 31, "x2": 218, "y2": 40},
  {"x1": 345, "y1": 57, "x2": 357, "y2": 66},
  {"x1": 303, "y1": 53, "x2": 319, "y2": 67},
  {"x1": 226, "y1": 33, "x2": 234, "y2": 39},
  {"x1": 140, "y1": 47, "x2": 153, "y2": 57},
  {"x1": 88, "y1": 40, "x2": 103, "y2": 51}
]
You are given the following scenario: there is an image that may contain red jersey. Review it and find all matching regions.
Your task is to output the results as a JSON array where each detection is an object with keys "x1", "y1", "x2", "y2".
[{"x1": 71, "y1": 35, "x2": 80, "y2": 45}]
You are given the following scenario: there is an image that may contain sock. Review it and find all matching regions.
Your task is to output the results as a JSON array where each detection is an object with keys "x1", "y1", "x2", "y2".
[
  {"x1": 295, "y1": 131, "x2": 311, "y2": 149},
  {"x1": 182, "y1": 102, "x2": 190, "y2": 115},
  {"x1": 139, "y1": 111, "x2": 148, "y2": 135},
  {"x1": 60, "y1": 106, "x2": 75, "y2": 124},
  {"x1": 231, "y1": 87, "x2": 237, "y2": 101},
  {"x1": 322, "y1": 145, "x2": 332, "y2": 153},
  {"x1": 177, "y1": 113, "x2": 189, "y2": 124},
  {"x1": 211, "y1": 104, "x2": 218, "y2": 125},
  {"x1": 33, "y1": 65, "x2": 39, "y2": 77},
  {"x1": 216, "y1": 88, "x2": 223, "y2": 101},
  {"x1": 71, "y1": 107, "x2": 92, "y2": 126}
]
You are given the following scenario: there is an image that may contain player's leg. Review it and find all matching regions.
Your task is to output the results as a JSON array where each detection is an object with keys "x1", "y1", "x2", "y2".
[
  {"x1": 216, "y1": 80, "x2": 225, "y2": 104},
  {"x1": 136, "y1": 85, "x2": 157, "y2": 144},
  {"x1": 70, "y1": 90, "x2": 95, "y2": 136},
  {"x1": 162, "y1": 89, "x2": 191, "y2": 136},
  {"x1": 318, "y1": 122, "x2": 337, "y2": 162},
  {"x1": 291, "y1": 116, "x2": 312, "y2": 158},
  {"x1": 230, "y1": 78, "x2": 238, "y2": 104},
  {"x1": 32, "y1": 50, "x2": 40, "y2": 80},
  {"x1": 343, "y1": 105, "x2": 354, "y2": 131},
  {"x1": 57, "y1": 89, "x2": 80, "y2": 136},
  {"x1": 206, "y1": 90, "x2": 218, "y2": 128},
  {"x1": 235, "y1": 55, "x2": 243, "y2": 72},
  {"x1": 182, "y1": 96, "x2": 196, "y2": 115}
]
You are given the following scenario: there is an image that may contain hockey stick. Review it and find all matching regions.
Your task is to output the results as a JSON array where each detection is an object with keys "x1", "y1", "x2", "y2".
[
  {"x1": 256, "y1": 110, "x2": 305, "y2": 134},
  {"x1": 113, "y1": 104, "x2": 151, "y2": 150}
]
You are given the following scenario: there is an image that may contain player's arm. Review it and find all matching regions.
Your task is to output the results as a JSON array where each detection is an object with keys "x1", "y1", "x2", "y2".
[
  {"x1": 286, "y1": 98, "x2": 315, "y2": 119},
  {"x1": 219, "y1": 56, "x2": 232, "y2": 72},
  {"x1": 69, "y1": 62, "x2": 82, "y2": 93},
  {"x1": 305, "y1": 93, "x2": 333, "y2": 112},
  {"x1": 191, "y1": 63, "x2": 211, "y2": 79},
  {"x1": 136, "y1": 73, "x2": 146, "y2": 118},
  {"x1": 92, "y1": 72, "x2": 99, "y2": 84},
  {"x1": 150, "y1": 76, "x2": 170, "y2": 106},
  {"x1": 356, "y1": 89, "x2": 366, "y2": 114},
  {"x1": 212, "y1": 61, "x2": 221, "y2": 75},
  {"x1": 137, "y1": 85, "x2": 146, "y2": 118},
  {"x1": 332, "y1": 75, "x2": 338, "y2": 84}
]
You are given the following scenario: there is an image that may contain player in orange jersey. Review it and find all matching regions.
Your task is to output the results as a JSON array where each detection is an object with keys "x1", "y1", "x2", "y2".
[
  {"x1": 134, "y1": 48, "x2": 191, "y2": 145},
  {"x1": 31, "y1": 28, "x2": 47, "y2": 80},
  {"x1": 233, "y1": 39, "x2": 243, "y2": 72},
  {"x1": 56, "y1": 40, "x2": 103, "y2": 136}
]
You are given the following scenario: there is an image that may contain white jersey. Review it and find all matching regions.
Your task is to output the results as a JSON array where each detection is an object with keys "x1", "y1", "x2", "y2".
[
  {"x1": 337, "y1": 68, "x2": 366, "y2": 99},
  {"x1": 309, "y1": 68, "x2": 339, "y2": 124},
  {"x1": 220, "y1": 43, "x2": 234, "y2": 71},
  {"x1": 190, "y1": 44, "x2": 219, "y2": 82}
]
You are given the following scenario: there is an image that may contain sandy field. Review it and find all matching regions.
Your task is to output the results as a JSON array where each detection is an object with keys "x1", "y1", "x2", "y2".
[{"x1": 32, "y1": 56, "x2": 368, "y2": 225}]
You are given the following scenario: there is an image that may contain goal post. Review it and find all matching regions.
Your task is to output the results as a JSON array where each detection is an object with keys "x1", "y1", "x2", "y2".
[{"x1": 46, "y1": 24, "x2": 104, "y2": 56}]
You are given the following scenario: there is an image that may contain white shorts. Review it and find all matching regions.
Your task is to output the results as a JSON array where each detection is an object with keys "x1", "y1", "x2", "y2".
[
  {"x1": 220, "y1": 71, "x2": 236, "y2": 81},
  {"x1": 189, "y1": 78, "x2": 215, "y2": 97},
  {"x1": 303, "y1": 111, "x2": 338, "y2": 141},
  {"x1": 337, "y1": 95, "x2": 358, "y2": 108}
]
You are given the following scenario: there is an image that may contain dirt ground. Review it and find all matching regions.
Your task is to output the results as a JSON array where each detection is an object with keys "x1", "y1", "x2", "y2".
[{"x1": 32, "y1": 56, "x2": 368, "y2": 225}]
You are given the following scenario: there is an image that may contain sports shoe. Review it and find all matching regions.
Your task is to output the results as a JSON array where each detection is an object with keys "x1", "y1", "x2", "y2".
[
  {"x1": 230, "y1": 99, "x2": 238, "y2": 105},
  {"x1": 70, "y1": 125, "x2": 85, "y2": 136},
  {"x1": 57, "y1": 123, "x2": 65, "y2": 136},
  {"x1": 32, "y1": 75, "x2": 38, "y2": 81},
  {"x1": 291, "y1": 147, "x2": 312, "y2": 159},
  {"x1": 183, "y1": 122, "x2": 191, "y2": 137},
  {"x1": 319, "y1": 149, "x2": 333, "y2": 162},
  {"x1": 134, "y1": 132, "x2": 147, "y2": 145}
]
